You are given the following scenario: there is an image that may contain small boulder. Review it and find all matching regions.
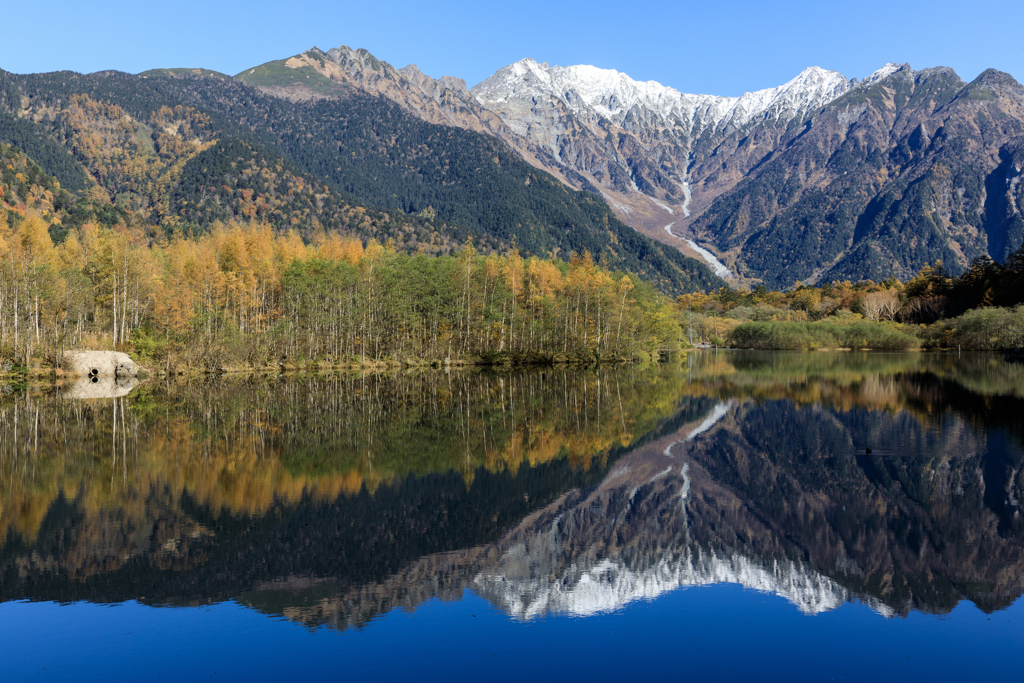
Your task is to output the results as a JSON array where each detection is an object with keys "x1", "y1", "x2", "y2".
[{"x1": 64, "y1": 350, "x2": 143, "y2": 378}]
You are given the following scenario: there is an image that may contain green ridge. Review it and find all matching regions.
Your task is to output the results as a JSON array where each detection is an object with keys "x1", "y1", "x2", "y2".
[{"x1": 234, "y1": 54, "x2": 343, "y2": 95}]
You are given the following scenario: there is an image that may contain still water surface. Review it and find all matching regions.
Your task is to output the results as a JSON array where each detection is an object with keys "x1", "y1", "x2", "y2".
[{"x1": 2, "y1": 352, "x2": 1023, "y2": 681}]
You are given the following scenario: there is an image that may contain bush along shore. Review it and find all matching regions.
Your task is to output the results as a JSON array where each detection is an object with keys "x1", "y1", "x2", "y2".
[{"x1": 675, "y1": 249, "x2": 1024, "y2": 353}]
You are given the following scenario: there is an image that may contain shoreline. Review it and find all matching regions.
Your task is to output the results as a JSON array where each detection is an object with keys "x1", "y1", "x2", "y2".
[
  {"x1": 1, "y1": 350, "x2": 659, "y2": 383},
  {"x1": 2, "y1": 346, "x2": 1017, "y2": 387}
]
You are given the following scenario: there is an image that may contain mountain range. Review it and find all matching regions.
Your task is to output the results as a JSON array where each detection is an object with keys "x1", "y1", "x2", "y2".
[
  {"x1": 233, "y1": 47, "x2": 1024, "y2": 288},
  {"x1": 4, "y1": 44, "x2": 1024, "y2": 289}
]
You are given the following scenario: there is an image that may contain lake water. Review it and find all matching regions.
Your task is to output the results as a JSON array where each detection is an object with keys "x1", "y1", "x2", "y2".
[{"x1": 2, "y1": 352, "x2": 1023, "y2": 681}]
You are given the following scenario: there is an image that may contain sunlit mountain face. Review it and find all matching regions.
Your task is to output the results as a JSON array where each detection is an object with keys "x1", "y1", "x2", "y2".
[{"x1": 3, "y1": 352, "x2": 1022, "y2": 632}]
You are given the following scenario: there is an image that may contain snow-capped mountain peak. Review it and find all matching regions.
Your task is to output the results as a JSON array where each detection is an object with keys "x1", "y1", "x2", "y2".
[{"x1": 472, "y1": 60, "x2": 853, "y2": 131}]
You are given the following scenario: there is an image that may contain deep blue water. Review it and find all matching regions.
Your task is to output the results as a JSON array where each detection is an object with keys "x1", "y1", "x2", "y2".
[
  {"x1": 4, "y1": 588, "x2": 1022, "y2": 682},
  {"x1": 2, "y1": 353, "x2": 1023, "y2": 682}
]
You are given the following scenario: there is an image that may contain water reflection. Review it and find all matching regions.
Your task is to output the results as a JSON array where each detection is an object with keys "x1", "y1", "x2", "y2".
[
  {"x1": 2, "y1": 353, "x2": 1023, "y2": 629},
  {"x1": 63, "y1": 374, "x2": 141, "y2": 400}
]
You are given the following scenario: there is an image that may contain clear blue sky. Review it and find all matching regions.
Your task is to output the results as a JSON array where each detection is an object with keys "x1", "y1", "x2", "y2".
[{"x1": 3, "y1": 0, "x2": 1022, "y2": 96}]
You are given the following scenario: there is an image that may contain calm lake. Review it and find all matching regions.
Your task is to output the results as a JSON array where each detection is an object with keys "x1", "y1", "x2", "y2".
[{"x1": 2, "y1": 352, "x2": 1023, "y2": 681}]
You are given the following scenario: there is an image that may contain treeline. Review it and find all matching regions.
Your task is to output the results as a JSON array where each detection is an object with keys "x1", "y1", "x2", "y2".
[{"x1": 0, "y1": 215, "x2": 682, "y2": 372}]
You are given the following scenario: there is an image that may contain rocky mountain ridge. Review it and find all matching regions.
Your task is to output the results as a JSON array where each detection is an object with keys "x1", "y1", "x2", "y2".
[{"x1": 691, "y1": 64, "x2": 1024, "y2": 285}]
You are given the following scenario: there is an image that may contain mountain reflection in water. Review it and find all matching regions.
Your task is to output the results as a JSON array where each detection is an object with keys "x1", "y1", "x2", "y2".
[{"x1": 1, "y1": 353, "x2": 1023, "y2": 631}]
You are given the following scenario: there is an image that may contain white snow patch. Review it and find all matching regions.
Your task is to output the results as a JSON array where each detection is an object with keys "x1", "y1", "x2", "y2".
[
  {"x1": 664, "y1": 400, "x2": 732, "y2": 459},
  {"x1": 474, "y1": 545, "x2": 867, "y2": 619},
  {"x1": 679, "y1": 462, "x2": 691, "y2": 503},
  {"x1": 473, "y1": 60, "x2": 854, "y2": 134},
  {"x1": 664, "y1": 224, "x2": 732, "y2": 279},
  {"x1": 678, "y1": 180, "x2": 692, "y2": 218},
  {"x1": 648, "y1": 466, "x2": 674, "y2": 484},
  {"x1": 862, "y1": 62, "x2": 901, "y2": 86}
]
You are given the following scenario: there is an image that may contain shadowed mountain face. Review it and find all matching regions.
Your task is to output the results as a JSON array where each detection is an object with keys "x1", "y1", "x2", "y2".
[
  {"x1": 2, "y1": 354, "x2": 1023, "y2": 629},
  {"x1": 690, "y1": 67, "x2": 1024, "y2": 286}
]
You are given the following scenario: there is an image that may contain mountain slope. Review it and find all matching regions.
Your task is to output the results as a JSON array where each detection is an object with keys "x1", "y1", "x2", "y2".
[
  {"x1": 468, "y1": 60, "x2": 859, "y2": 247},
  {"x1": 219, "y1": 46, "x2": 872, "y2": 279},
  {"x1": 13, "y1": 43, "x2": 1023, "y2": 291},
  {"x1": 689, "y1": 65, "x2": 1024, "y2": 287}
]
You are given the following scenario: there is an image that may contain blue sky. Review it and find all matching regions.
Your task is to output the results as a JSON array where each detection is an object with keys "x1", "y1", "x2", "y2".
[{"x1": 3, "y1": 0, "x2": 1022, "y2": 96}]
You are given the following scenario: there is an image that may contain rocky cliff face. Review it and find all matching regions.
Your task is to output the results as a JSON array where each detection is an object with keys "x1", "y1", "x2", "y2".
[
  {"x1": 470, "y1": 59, "x2": 853, "y2": 207},
  {"x1": 466, "y1": 60, "x2": 864, "y2": 265}
]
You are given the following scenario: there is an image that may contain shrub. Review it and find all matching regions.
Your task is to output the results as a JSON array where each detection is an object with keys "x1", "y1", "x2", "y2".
[
  {"x1": 926, "y1": 305, "x2": 1024, "y2": 350},
  {"x1": 729, "y1": 320, "x2": 920, "y2": 351}
]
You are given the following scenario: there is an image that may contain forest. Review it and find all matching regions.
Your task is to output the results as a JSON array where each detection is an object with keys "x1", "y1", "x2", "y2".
[
  {"x1": 4, "y1": 197, "x2": 1024, "y2": 379},
  {"x1": 0, "y1": 213, "x2": 682, "y2": 374}
]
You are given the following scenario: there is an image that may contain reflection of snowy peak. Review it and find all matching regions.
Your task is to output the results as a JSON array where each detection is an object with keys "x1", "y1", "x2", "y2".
[
  {"x1": 472, "y1": 399, "x2": 906, "y2": 620},
  {"x1": 472, "y1": 59, "x2": 852, "y2": 133},
  {"x1": 232, "y1": 388, "x2": 1024, "y2": 633},
  {"x1": 474, "y1": 545, "x2": 866, "y2": 618}
]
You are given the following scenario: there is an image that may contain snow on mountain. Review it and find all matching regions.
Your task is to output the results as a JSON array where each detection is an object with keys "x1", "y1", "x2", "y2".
[
  {"x1": 467, "y1": 58, "x2": 868, "y2": 260},
  {"x1": 471, "y1": 59, "x2": 853, "y2": 133},
  {"x1": 471, "y1": 450, "x2": 894, "y2": 619},
  {"x1": 861, "y1": 62, "x2": 903, "y2": 86},
  {"x1": 471, "y1": 410, "x2": 897, "y2": 621}
]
